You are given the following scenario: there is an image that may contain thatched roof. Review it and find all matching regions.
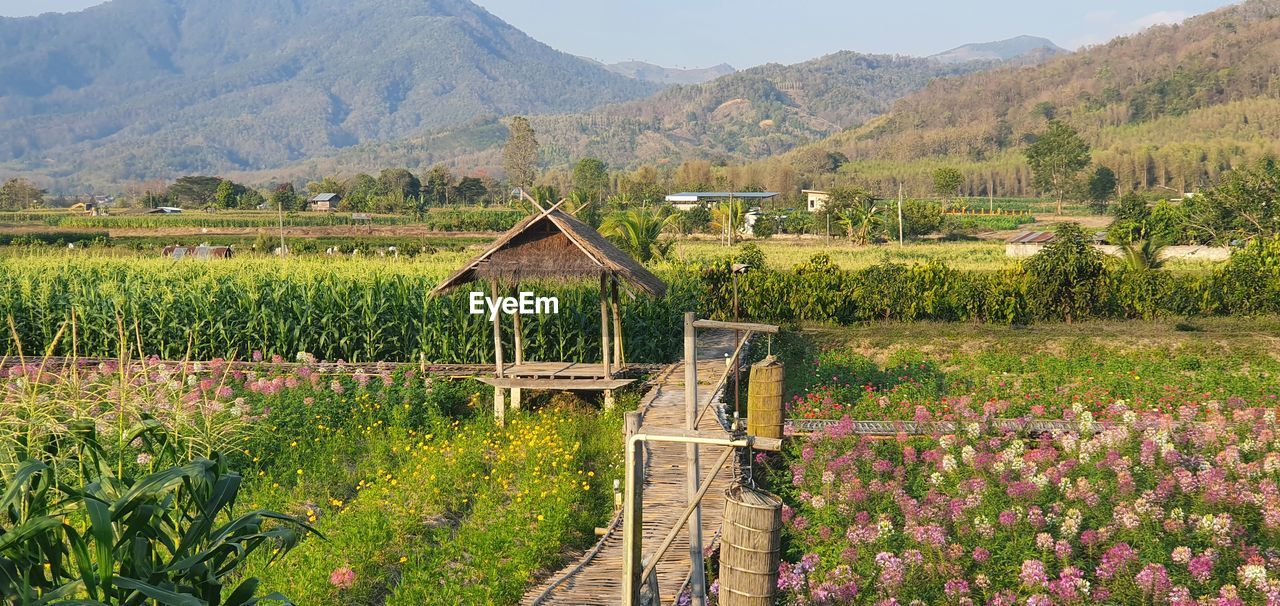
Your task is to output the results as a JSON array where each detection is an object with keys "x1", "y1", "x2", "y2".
[{"x1": 431, "y1": 208, "x2": 667, "y2": 298}]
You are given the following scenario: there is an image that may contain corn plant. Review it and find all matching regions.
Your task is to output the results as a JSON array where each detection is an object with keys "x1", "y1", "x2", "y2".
[{"x1": 0, "y1": 419, "x2": 316, "y2": 605}]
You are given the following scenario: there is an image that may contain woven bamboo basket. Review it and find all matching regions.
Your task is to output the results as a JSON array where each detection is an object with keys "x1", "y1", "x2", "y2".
[
  {"x1": 718, "y1": 484, "x2": 782, "y2": 606},
  {"x1": 746, "y1": 356, "x2": 784, "y2": 439}
]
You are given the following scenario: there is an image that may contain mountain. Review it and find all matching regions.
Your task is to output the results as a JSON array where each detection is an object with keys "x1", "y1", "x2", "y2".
[
  {"x1": 0, "y1": 0, "x2": 657, "y2": 186},
  {"x1": 929, "y1": 35, "x2": 1067, "y2": 64},
  {"x1": 273, "y1": 48, "x2": 1033, "y2": 181},
  {"x1": 602, "y1": 61, "x2": 737, "y2": 85},
  {"x1": 758, "y1": 0, "x2": 1280, "y2": 197}
]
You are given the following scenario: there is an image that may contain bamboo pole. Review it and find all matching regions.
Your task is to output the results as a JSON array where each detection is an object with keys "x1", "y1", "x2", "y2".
[
  {"x1": 491, "y1": 279, "x2": 505, "y2": 426},
  {"x1": 601, "y1": 272, "x2": 612, "y2": 379},
  {"x1": 511, "y1": 284, "x2": 523, "y2": 412},
  {"x1": 611, "y1": 275, "x2": 624, "y2": 368},
  {"x1": 683, "y1": 312, "x2": 706, "y2": 606},
  {"x1": 622, "y1": 411, "x2": 644, "y2": 606}
]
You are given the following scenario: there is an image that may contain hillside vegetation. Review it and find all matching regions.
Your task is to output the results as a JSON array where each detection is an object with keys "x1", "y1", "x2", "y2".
[
  {"x1": 0, "y1": 0, "x2": 656, "y2": 186},
  {"x1": 278, "y1": 48, "x2": 1045, "y2": 180},
  {"x1": 770, "y1": 0, "x2": 1280, "y2": 196}
]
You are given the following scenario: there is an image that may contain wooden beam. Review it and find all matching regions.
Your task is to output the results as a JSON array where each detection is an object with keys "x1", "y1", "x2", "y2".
[
  {"x1": 476, "y1": 377, "x2": 636, "y2": 390},
  {"x1": 691, "y1": 319, "x2": 779, "y2": 334},
  {"x1": 601, "y1": 273, "x2": 612, "y2": 379}
]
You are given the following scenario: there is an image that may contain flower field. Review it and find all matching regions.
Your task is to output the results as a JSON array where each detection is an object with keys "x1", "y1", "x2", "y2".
[
  {"x1": 0, "y1": 354, "x2": 626, "y2": 605},
  {"x1": 766, "y1": 328, "x2": 1280, "y2": 605}
]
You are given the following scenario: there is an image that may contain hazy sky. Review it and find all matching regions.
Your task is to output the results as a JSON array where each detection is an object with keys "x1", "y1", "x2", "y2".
[{"x1": 0, "y1": 0, "x2": 1238, "y2": 68}]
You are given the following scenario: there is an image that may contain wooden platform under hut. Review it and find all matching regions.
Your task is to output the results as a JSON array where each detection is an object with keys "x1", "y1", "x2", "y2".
[{"x1": 430, "y1": 200, "x2": 667, "y2": 424}]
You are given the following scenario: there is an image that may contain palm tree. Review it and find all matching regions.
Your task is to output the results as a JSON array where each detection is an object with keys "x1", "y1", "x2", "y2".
[
  {"x1": 710, "y1": 198, "x2": 746, "y2": 246},
  {"x1": 1121, "y1": 238, "x2": 1168, "y2": 271},
  {"x1": 600, "y1": 209, "x2": 676, "y2": 263}
]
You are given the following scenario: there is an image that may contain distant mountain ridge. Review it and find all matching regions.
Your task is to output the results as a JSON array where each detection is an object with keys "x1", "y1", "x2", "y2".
[
  {"x1": 769, "y1": 0, "x2": 1280, "y2": 196},
  {"x1": 274, "y1": 45, "x2": 1054, "y2": 180},
  {"x1": 0, "y1": 0, "x2": 657, "y2": 186},
  {"x1": 601, "y1": 61, "x2": 737, "y2": 85},
  {"x1": 930, "y1": 35, "x2": 1067, "y2": 64}
]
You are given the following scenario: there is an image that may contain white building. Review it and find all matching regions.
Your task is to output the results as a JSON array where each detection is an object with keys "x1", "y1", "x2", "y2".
[{"x1": 802, "y1": 189, "x2": 830, "y2": 212}]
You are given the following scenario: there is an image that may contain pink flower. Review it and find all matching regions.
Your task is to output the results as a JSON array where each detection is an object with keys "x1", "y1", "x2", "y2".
[
  {"x1": 1135, "y1": 563, "x2": 1171, "y2": 599},
  {"x1": 329, "y1": 565, "x2": 356, "y2": 589},
  {"x1": 1020, "y1": 559, "x2": 1048, "y2": 588}
]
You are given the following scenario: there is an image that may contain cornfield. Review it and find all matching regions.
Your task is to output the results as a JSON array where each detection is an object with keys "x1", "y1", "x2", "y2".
[
  {"x1": 6, "y1": 208, "x2": 524, "y2": 232},
  {"x1": 0, "y1": 256, "x2": 695, "y2": 364}
]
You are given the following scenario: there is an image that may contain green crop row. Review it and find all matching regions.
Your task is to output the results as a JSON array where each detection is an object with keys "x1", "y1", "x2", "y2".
[{"x1": 0, "y1": 256, "x2": 694, "y2": 363}]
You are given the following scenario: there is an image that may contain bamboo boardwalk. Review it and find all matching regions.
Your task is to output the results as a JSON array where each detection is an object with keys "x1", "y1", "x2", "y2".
[{"x1": 521, "y1": 330, "x2": 740, "y2": 606}]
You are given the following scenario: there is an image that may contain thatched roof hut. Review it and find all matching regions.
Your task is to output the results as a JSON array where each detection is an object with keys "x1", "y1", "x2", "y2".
[
  {"x1": 431, "y1": 204, "x2": 667, "y2": 424},
  {"x1": 431, "y1": 207, "x2": 666, "y2": 298}
]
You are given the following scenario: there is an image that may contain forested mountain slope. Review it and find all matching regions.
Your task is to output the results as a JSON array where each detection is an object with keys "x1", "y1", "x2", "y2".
[
  {"x1": 0, "y1": 0, "x2": 657, "y2": 186},
  {"x1": 777, "y1": 0, "x2": 1280, "y2": 196}
]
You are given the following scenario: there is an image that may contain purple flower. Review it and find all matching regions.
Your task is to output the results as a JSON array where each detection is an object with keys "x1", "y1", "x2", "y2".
[
  {"x1": 944, "y1": 578, "x2": 969, "y2": 597},
  {"x1": 1096, "y1": 543, "x2": 1137, "y2": 581},
  {"x1": 1135, "y1": 563, "x2": 1171, "y2": 599},
  {"x1": 1020, "y1": 559, "x2": 1048, "y2": 588},
  {"x1": 1189, "y1": 553, "x2": 1215, "y2": 584}
]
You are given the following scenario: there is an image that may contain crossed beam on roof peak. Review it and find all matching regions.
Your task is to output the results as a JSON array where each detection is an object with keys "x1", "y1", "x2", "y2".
[{"x1": 518, "y1": 189, "x2": 584, "y2": 218}]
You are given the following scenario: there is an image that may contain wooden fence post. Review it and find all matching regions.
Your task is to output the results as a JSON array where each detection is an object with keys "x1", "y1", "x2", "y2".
[{"x1": 684, "y1": 311, "x2": 706, "y2": 606}]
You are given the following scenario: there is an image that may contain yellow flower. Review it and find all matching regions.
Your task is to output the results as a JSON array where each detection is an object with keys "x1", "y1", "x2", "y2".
[{"x1": 537, "y1": 514, "x2": 544, "y2": 521}]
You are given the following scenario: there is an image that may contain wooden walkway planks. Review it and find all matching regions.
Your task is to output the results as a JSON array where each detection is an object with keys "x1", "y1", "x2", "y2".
[{"x1": 521, "y1": 331, "x2": 740, "y2": 606}]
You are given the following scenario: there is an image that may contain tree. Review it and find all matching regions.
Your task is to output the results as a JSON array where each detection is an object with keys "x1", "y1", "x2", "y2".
[
  {"x1": 600, "y1": 209, "x2": 676, "y2": 263},
  {"x1": 451, "y1": 176, "x2": 488, "y2": 205},
  {"x1": 710, "y1": 198, "x2": 747, "y2": 246},
  {"x1": 1024, "y1": 222, "x2": 1106, "y2": 323},
  {"x1": 1187, "y1": 158, "x2": 1280, "y2": 243},
  {"x1": 503, "y1": 116, "x2": 539, "y2": 191},
  {"x1": 1025, "y1": 120, "x2": 1091, "y2": 214},
  {"x1": 0, "y1": 177, "x2": 46, "y2": 210},
  {"x1": 422, "y1": 165, "x2": 454, "y2": 209},
  {"x1": 818, "y1": 185, "x2": 878, "y2": 242},
  {"x1": 572, "y1": 157, "x2": 609, "y2": 202},
  {"x1": 213, "y1": 179, "x2": 236, "y2": 210},
  {"x1": 306, "y1": 177, "x2": 344, "y2": 197},
  {"x1": 270, "y1": 183, "x2": 300, "y2": 212},
  {"x1": 932, "y1": 167, "x2": 964, "y2": 209},
  {"x1": 885, "y1": 199, "x2": 944, "y2": 239},
  {"x1": 378, "y1": 168, "x2": 420, "y2": 200},
  {"x1": 1086, "y1": 166, "x2": 1118, "y2": 213},
  {"x1": 167, "y1": 176, "x2": 223, "y2": 208},
  {"x1": 343, "y1": 174, "x2": 380, "y2": 212}
]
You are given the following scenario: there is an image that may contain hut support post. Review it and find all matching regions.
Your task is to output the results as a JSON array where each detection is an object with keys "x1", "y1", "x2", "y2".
[
  {"x1": 683, "y1": 311, "x2": 706, "y2": 606},
  {"x1": 511, "y1": 301, "x2": 523, "y2": 411},
  {"x1": 611, "y1": 276, "x2": 624, "y2": 367},
  {"x1": 600, "y1": 273, "x2": 612, "y2": 380},
  {"x1": 492, "y1": 279, "x2": 505, "y2": 426}
]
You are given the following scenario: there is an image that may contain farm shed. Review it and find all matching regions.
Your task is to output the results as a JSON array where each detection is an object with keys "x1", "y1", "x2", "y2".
[
  {"x1": 432, "y1": 201, "x2": 667, "y2": 423},
  {"x1": 802, "y1": 189, "x2": 830, "y2": 212},
  {"x1": 663, "y1": 191, "x2": 778, "y2": 212},
  {"x1": 309, "y1": 193, "x2": 341, "y2": 211}
]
